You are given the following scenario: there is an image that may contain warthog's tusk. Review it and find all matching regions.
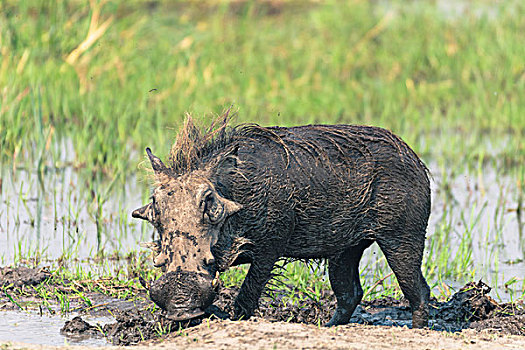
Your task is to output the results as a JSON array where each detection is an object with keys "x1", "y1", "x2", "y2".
[
  {"x1": 212, "y1": 271, "x2": 220, "y2": 288},
  {"x1": 139, "y1": 240, "x2": 161, "y2": 253}
]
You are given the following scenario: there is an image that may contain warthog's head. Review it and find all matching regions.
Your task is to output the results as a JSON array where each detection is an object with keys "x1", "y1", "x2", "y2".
[{"x1": 132, "y1": 148, "x2": 241, "y2": 320}]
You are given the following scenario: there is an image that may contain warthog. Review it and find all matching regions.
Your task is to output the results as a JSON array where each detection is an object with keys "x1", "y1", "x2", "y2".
[{"x1": 133, "y1": 115, "x2": 431, "y2": 328}]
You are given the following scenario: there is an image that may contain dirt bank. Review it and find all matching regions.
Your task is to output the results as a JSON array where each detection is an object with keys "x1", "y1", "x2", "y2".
[
  {"x1": 3, "y1": 320, "x2": 525, "y2": 350},
  {"x1": 80, "y1": 280, "x2": 523, "y2": 346},
  {"x1": 144, "y1": 319, "x2": 525, "y2": 350}
]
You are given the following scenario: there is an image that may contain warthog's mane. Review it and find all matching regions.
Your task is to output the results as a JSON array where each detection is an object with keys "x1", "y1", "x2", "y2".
[
  {"x1": 167, "y1": 111, "x2": 428, "y2": 180},
  {"x1": 168, "y1": 110, "x2": 293, "y2": 176}
]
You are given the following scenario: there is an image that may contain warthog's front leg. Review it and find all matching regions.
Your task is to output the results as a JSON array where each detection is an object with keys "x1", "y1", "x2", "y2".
[{"x1": 233, "y1": 255, "x2": 278, "y2": 320}]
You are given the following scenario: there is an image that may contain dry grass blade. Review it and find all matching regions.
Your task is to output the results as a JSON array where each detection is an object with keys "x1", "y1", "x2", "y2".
[
  {"x1": 65, "y1": 0, "x2": 114, "y2": 66},
  {"x1": 362, "y1": 272, "x2": 394, "y2": 300}
]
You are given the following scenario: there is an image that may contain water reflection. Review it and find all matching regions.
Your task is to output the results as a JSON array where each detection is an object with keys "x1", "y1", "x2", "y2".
[{"x1": 0, "y1": 311, "x2": 111, "y2": 346}]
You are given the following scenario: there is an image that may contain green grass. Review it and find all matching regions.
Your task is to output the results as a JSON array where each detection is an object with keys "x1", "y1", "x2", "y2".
[
  {"x1": 0, "y1": 0, "x2": 524, "y2": 305},
  {"x1": 0, "y1": 251, "x2": 157, "y2": 313},
  {"x1": 1, "y1": 0, "x2": 524, "y2": 171}
]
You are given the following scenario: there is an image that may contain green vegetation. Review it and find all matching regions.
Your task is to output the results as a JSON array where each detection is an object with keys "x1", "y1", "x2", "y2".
[
  {"x1": 0, "y1": 0, "x2": 524, "y2": 310},
  {"x1": 0, "y1": 251, "x2": 157, "y2": 313}
]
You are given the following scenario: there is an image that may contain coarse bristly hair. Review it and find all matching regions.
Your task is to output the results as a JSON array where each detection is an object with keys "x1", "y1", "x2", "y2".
[
  {"x1": 168, "y1": 108, "x2": 296, "y2": 176},
  {"x1": 168, "y1": 108, "x2": 236, "y2": 175}
]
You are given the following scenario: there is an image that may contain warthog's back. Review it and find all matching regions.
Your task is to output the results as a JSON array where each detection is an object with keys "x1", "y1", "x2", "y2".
[{"x1": 220, "y1": 124, "x2": 430, "y2": 258}]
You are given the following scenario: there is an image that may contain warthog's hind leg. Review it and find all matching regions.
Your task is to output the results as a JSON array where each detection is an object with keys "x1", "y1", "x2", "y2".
[
  {"x1": 377, "y1": 233, "x2": 430, "y2": 328},
  {"x1": 326, "y1": 240, "x2": 373, "y2": 327}
]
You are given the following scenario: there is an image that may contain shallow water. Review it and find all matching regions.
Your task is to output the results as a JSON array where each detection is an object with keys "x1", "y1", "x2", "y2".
[
  {"x1": 0, "y1": 311, "x2": 112, "y2": 346},
  {"x1": 0, "y1": 165, "x2": 148, "y2": 266},
  {"x1": 376, "y1": 0, "x2": 508, "y2": 19},
  {"x1": 1, "y1": 158, "x2": 523, "y2": 298}
]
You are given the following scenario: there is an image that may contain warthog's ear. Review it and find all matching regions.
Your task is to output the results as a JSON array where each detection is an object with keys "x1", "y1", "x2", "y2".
[
  {"x1": 132, "y1": 202, "x2": 152, "y2": 221},
  {"x1": 146, "y1": 147, "x2": 170, "y2": 183},
  {"x1": 222, "y1": 196, "x2": 242, "y2": 216},
  {"x1": 203, "y1": 191, "x2": 242, "y2": 224}
]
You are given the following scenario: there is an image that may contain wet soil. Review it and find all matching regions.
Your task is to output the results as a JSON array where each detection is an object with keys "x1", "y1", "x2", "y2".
[
  {"x1": 0, "y1": 266, "x2": 52, "y2": 289},
  {"x1": 1, "y1": 266, "x2": 524, "y2": 347},
  {"x1": 59, "y1": 316, "x2": 104, "y2": 343}
]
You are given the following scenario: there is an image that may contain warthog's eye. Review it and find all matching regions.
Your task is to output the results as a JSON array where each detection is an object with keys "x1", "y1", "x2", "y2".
[{"x1": 202, "y1": 190, "x2": 224, "y2": 224}]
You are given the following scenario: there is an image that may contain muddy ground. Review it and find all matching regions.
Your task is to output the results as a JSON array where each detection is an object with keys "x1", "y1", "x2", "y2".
[{"x1": 1, "y1": 266, "x2": 524, "y2": 348}]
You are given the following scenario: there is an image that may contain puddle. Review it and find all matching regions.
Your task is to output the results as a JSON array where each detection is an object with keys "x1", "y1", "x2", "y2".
[
  {"x1": 428, "y1": 164, "x2": 524, "y2": 294},
  {"x1": 0, "y1": 311, "x2": 112, "y2": 346}
]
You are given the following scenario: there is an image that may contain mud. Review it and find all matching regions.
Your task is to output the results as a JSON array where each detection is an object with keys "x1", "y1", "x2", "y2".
[
  {"x1": 90, "y1": 281, "x2": 524, "y2": 345},
  {"x1": 0, "y1": 266, "x2": 51, "y2": 289},
  {"x1": 60, "y1": 316, "x2": 104, "y2": 343},
  {"x1": 255, "y1": 281, "x2": 524, "y2": 334},
  {"x1": 1, "y1": 267, "x2": 523, "y2": 346}
]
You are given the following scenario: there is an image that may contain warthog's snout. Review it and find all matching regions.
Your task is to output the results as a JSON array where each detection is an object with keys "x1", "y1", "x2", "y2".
[{"x1": 148, "y1": 270, "x2": 219, "y2": 321}]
